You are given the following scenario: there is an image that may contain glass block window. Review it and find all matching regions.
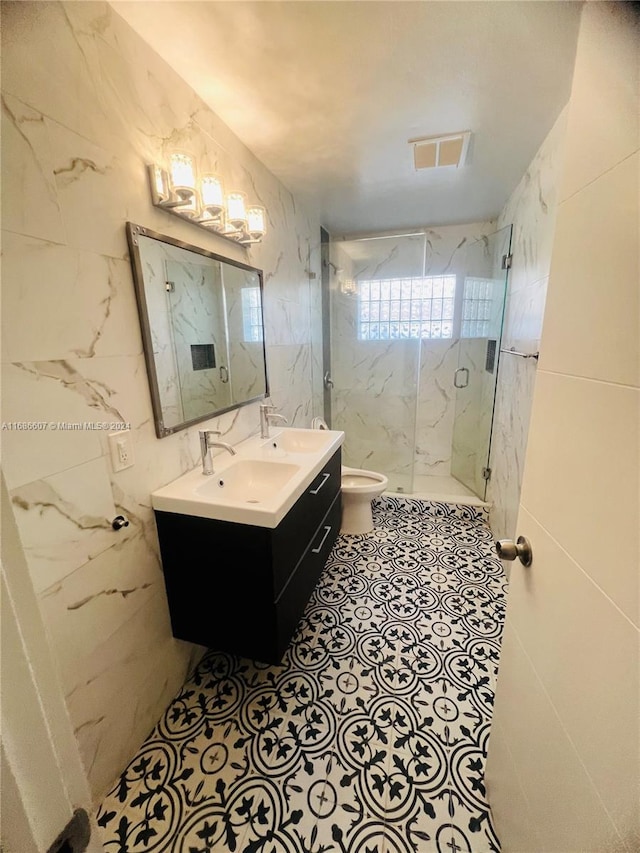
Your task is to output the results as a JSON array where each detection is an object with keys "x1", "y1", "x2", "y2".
[
  {"x1": 241, "y1": 287, "x2": 263, "y2": 342},
  {"x1": 357, "y1": 275, "x2": 456, "y2": 340},
  {"x1": 461, "y1": 277, "x2": 494, "y2": 338}
]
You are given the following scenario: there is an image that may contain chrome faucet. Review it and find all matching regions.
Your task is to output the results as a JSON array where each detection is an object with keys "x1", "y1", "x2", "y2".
[
  {"x1": 199, "y1": 429, "x2": 236, "y2": 475},
  {"x1": 259, "y1": 403, "x2": 288, "y2": 439}
]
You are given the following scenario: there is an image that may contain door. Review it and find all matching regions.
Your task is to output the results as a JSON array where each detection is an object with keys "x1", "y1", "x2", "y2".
[
  {"x1": 485, "y1": 5, "x2": 638, "y2": 848},
  {"x1": 450, "y1": 226, "x2": 511, "y2": 499}
]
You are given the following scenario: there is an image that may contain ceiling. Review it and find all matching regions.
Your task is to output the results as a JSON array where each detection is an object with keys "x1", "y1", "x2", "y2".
[{"x1": 111, "y1": 1, "x2": 582, "y2": 236}]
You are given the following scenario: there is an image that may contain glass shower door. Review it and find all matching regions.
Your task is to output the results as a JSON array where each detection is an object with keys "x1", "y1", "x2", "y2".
[
  {"x1": 327, "y1": 233, "x2": 425, "y2": 493},
  {"x1": 450, "y1": 225, "x2": 511, "y2": 499}
]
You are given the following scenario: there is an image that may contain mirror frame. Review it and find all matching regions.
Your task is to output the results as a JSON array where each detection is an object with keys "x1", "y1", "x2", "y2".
[{"x1": 126, "y1": 221, "x2": 269, "y2": 438}]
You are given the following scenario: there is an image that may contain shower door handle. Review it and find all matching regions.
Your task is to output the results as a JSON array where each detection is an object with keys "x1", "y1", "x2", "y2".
[
  {"x1": 324, "y1": 371, "x2": 334, "y2": 389},
  {"x1": 454, "y1": 367, "x2": 469, "y2": 388}
]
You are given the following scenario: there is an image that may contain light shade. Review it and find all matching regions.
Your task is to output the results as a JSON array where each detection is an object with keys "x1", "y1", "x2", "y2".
[
  {"x1": 170, "y1": 152, "x2": 196, "y2": 195},
  {"x1": 201, "y1": 175, "x2": 224, "y2": 213},
  {"x1": 247, "y1": 205, "x2": 266, "y2": 237},
  {"x1": 226, "y1": 192, "x2": 247, "y2": 229}
]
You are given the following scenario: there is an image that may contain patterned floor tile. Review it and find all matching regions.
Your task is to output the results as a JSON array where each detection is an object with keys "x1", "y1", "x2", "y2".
[{"x1": 97, "y1": 498, "x2": 506, "y2": 852}]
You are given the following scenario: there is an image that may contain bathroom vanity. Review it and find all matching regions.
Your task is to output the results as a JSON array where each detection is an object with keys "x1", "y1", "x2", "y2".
[{"x1": 152, "y1": 429, "x2": 343, "y2": 664}]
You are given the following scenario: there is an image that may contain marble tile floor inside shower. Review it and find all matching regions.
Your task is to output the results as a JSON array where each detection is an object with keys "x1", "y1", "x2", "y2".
[{"x1": 97, "y1": 496, "x2": 507, "y2": 853}]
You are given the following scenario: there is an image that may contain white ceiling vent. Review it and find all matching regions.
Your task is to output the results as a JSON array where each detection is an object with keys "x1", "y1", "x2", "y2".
[{"x1": 409, "y1": 131, "x2": 471, "y2": 170}]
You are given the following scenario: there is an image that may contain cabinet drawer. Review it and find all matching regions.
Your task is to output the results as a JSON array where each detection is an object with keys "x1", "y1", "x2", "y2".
[
  {"x1": 271, "y1": 448, "x2": 341, "y2": 596},
  {"x1": 275, "y1": 490, "x2": 341, "y2": 656}
]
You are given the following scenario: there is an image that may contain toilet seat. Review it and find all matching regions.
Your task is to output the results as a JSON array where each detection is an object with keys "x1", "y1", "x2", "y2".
[{"x1": 341, "y1": 467, "x2": 387, "y2": 491}]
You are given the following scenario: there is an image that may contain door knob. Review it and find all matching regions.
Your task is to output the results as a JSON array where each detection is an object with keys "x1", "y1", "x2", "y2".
[{"x1": 495, "y1": 536, "x2": 533, "y2": 567}]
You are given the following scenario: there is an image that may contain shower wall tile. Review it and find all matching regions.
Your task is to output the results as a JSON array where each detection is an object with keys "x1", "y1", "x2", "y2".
[
  {"x1": 414, "y1": 340, "x2": 459, "y2": 477},
  {"x1": 331, "y1": 221, "x2": 495, "y2": 488},
  {"x1": 2, "y1": 0, "x2": 320, "y2": 800},
  {"x1": 333, "y1": 337, "x2": 421, "y2": 397},
  {"x1": 488, "y1": 107, "x2": 568, "y2": 539},
  {"x1": 449, "y1": 339, "x2": 487, "y2": 488},
  {"x1": 333, "y1": 389, "x2": 417, "y2": 487}
]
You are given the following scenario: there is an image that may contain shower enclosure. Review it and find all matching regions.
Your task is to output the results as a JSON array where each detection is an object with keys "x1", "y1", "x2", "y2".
[{"x1": 322, "y1": 225, "x2": 511, "y2": 501}]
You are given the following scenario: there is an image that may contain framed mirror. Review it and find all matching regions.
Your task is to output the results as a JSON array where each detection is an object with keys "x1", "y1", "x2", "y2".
[{"x1": 126, "y1": 222, "x2": 269, "y2": 437}]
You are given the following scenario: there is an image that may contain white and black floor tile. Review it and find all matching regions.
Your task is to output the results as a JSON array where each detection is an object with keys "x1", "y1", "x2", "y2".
[{"x1": 97, "y1": 497, "x2": 507, "y2": 852}]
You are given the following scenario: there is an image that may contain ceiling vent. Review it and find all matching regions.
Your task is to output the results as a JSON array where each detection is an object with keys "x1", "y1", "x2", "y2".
[{"x1": 409, "y1": 131, "x2": 471, "y2": 170}]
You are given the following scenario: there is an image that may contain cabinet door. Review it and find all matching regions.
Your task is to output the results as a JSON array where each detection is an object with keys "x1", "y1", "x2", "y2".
[
  {"x1": 275, "y1": 491, "x2": 341, "y2": 657},
  {"x1": 155, "y1": 510, "x2": 274, "y2": 651},
  {"x1": 271, "y1": 449, "x2": 341, "y2": 596}
]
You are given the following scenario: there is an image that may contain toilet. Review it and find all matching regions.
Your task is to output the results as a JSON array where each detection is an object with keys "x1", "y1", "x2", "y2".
[{"x1": 340, "y1": 466, "x2": 389, "y2": 534}]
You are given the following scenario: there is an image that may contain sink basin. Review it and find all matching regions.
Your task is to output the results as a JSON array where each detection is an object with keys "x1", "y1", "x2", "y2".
[
  {"x1": 151, "y1": 426, "x2": 345, "y2": 527},
  {"x1": 195, "y1": 459, "x2": 300, "y2": 503},
  {"x1": 264, "y1": 428, "x2": 334, "y2": 454}
]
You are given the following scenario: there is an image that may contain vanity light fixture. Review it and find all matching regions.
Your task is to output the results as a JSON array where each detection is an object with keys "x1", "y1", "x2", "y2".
[
  {"x1": 147, "y1": 152, "x2": 267, "y2": 247},
  {"x1": 340, "y1": 277, "x2": 357, "y2": 297}
]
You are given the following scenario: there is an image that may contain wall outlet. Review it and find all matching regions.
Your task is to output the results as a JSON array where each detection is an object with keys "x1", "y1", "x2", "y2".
[{"x1": 108, "y1": 430, "x2": 135, "y2": 472}]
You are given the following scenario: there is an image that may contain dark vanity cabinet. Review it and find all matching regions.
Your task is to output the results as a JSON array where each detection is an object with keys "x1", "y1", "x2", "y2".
[{"x1": 154, "y1": 448, "x2": 341, "y2": 664}]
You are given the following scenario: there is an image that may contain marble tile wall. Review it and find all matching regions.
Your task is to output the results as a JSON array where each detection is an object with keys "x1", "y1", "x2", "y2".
[
  {"x1": 487, "y1": 107, "x2": 569, "y2": 539},
  {"x1": 1, "y1": 0, "x2": 321, "y2": 801}
]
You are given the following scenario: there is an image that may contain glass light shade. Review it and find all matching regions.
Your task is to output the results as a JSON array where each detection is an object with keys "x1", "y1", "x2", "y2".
[
  {"x1": 170, "y1": 152, "x2": 196, "y2": 199},
  {"x1": 201, "y1": 175, "x2": 224, "y2": 213},
  {"x1": 341, "y1": 278, "x2": 356, "y2": 296},
  {"x1": 226, "y1": 192, "x2": 247, "y2": 229},
  {"x1": 246, "y1": 205, "x2": 266, "y2": 237}
]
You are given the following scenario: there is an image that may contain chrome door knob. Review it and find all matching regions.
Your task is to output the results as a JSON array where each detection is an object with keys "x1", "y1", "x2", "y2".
[{"x1": 495, "y1": 536, "x2": 533, "y2": 567}]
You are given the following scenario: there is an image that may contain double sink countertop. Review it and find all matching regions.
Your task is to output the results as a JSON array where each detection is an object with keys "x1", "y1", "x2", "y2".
[{"x1": 151, "y1": 428, "x2": 345, "y2": 529}]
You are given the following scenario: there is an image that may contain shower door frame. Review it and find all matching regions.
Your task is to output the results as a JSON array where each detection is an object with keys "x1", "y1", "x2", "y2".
[{"x1": 449, "y1": 224, "x2": 513, "y2": 500}]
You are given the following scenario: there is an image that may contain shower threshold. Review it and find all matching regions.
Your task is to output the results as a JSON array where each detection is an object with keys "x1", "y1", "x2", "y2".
[{"x1": 388, "y1": 473, "x2": 489, "y2": 507}]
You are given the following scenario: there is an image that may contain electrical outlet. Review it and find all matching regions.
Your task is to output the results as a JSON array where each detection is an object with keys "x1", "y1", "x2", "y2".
[{"x1": 108, "y1": 430, "x2": 135, "y2": 472}]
